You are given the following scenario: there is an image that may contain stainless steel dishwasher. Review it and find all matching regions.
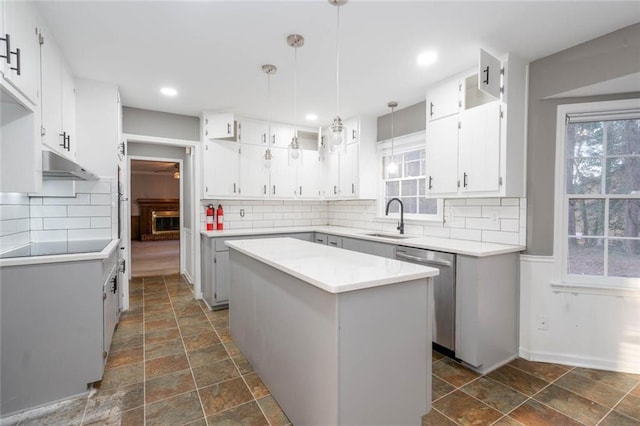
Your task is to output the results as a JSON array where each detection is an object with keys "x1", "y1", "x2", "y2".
[{"x1": 395, "y1": 246, "x2": 456, "y2": 356}]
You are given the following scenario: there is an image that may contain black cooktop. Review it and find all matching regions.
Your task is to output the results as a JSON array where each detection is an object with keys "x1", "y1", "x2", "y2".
[{"x1": 0, "y1": 239, "x2": 112, "y2": 259}]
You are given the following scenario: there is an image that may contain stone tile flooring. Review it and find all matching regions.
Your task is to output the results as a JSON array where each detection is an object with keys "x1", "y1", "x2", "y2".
[{"x1": 4, "y1": 273, "x2": 640, "y2": 425}]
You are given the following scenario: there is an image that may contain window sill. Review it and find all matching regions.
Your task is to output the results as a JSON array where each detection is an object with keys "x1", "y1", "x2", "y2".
[
  {"x1": 550, "y1": 281, "x2": 640, "y2": 297},
  {"x1": 374, "y1": 215, "x2": 444, "y2": 225}
]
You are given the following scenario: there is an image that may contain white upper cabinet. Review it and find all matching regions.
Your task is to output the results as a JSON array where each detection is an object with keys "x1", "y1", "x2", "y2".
[
  {"x1": 343, "y1": 117, "x2": 359, "y2": 144},
  {"x1": 426, "y1": 77, "x2": 460, "y2": 122},
  {"x1": 2, "y1": 0, "x2": 40, "y2": 105},
  {"x1": 425, "y1": 114, "x2": 459, "y2": 196},
  {"x1": 269, "y1": 147, "x2": 297, "y2": 198},
  {"x1": 204, "y1": 112, "x2": 237, "y2": 140},
  {"x1": 425, "y1": 50, "x2": 526, "y2": 198},
  {"x1": 203, "y1": 139, "x2": 240, "y2": 198},
  {"x1": 458, "y1": 102, "x2": 501, "y2": 194},
  {"x1": 478, "y1": 48, "x2": 502, "y2": 100},
  {"x1": 239, "y1": 118, "x2": 267, "y2": 145},
  {"x1": 270, "y1": 122, "x2": 295, "y2": 146},
  {"x1": 239, "y1": 144, "x2": 269, "y2": 197},
  {"x1": 40, "y1": 26, "x2": 76, "y2": 160},
  {"x1": 296, "y1": 150, "x2": 321, "y2": 198}
]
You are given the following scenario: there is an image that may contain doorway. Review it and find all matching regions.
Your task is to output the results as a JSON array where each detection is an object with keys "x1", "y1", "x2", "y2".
[{"x1": 130, "y1": 159, "x2": 182, "y2": 277}]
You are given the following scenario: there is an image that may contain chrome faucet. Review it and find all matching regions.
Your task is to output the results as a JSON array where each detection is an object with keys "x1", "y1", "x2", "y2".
[{"x1": 385, "y1": 198, "x2": 404, "y2": 234}]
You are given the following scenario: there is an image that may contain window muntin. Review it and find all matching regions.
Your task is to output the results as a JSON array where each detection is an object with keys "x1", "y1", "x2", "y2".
[
  {"x1": 381, "y1": 149, "x2": 439, "y2": 217},
  {"x1": 560, "y1": 108, "x2": 640, "y2": 285}
]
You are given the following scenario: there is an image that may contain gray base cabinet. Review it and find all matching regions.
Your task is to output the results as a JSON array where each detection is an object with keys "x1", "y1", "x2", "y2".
[
  {"x1": 201, "y1": 232, "x2": 314, "y2": 308},
  {"x1": 0, "y1": 248, "x2": 119, "y2": 415},
  {"x1": 455, "y1": 253, "x2": 518, "y2": 374}
]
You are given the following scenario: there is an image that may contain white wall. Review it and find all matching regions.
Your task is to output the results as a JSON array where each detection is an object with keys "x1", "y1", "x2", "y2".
[
  {"x1": 0, "y1": 193, "x2": 31, "y2": 252},
  {"x1": 520, "y1": 256, "x2": 640, "y2": 374}
]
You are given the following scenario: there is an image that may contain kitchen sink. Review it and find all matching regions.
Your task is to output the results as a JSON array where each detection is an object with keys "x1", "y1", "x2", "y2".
[{"x1": 361, "y1": 233, "x2": 414, "y2": 240}]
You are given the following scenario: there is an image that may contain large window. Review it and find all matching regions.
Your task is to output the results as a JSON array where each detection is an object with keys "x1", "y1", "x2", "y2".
[
  {"x1": 378, "y1": 132, "x2": 441, "y2": 221},
  {"x1": 554, "y1": 99, "x2": 640, "y2": 290}
]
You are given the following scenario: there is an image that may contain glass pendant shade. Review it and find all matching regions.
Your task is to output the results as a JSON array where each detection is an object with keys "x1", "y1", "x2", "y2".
[
  {"x1": 387, "y1": 101, "x2": 398, "y2": 174},
  {"x1": 331, "y1": 116, "x2": 344, "y2": 148},
  {"x1": 289, "y1": 136, "x2": 302, "y2": 161},
  {"x1": 264, "y1": 148, "x2": 272, "y2": 169}
]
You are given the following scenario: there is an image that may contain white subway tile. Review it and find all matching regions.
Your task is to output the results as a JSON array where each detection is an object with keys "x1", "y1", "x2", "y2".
[
  {"x1": 68, "y1": 228, "x2": 112, "y2": 240},
  {"x1": 453, "y1": 206, "x2": 481, "y2": 218},
  {"x1": 311, "y1": 218, "x2": 329, "y2": 226},
  {"x1": 0, "y1": 218, "x2": 30, "y2": 237},
  {"x1": 501, "y1": 219, "x2": 520, "y2": 232},
  {"x1": 263, "y1": 200, "x2": 284, "y2": 206},
  {"x1": 466, "y1": 217, "x2": 501, "y2": 231},
  {"x1": 44, "y1": 217, "x2": 91, "y2": 230},
  {"x1": 283, "y1": 212, "x2": 302, "y2": 220},
  {"x1": 253, "y1": 205, "x2": 274, "y2": 213},
  {"x1": 30, "y1": 218, "x2": 43, "y2": 230},
  {"x1": 443, "y1": 216, "x2": 466, "y2": 229},
  {"x1": 449, "y1": 228, "x2": 482, "y2": 241},
  {"x1": 0, "y1": 231, "x2": 29, "y2": 252},
  {"x1": 0, "y1": 193, "x2": 29, "y2": 204},
  {"x1": 43, "y1": 193, "x2": 90, "y2": 205},
  {"x1": 273, "y1": 205, "x2": 293, "y2": 213},
  {"x1": 444, "y1": 199, "x2": 467, "y2": 206},
  {"x1": 519, "y1": 227, "x2": 527, "y2": 246},
  {"x1": 253, "y1": 220, "x2": 274, "y2": 228},
  {"x1": 30, "y1": 205, "x2": 67, "y2": 218},
  {"x1": 465, "y1": 198, "x2": 501, "y2": 206},
  {"x1": 90, "y1": 194, "x2": 112, "y2": 205},
  {"x1": 31, "y1": 230, "x2": 67, "y2": 242},
  {"x1": 273, "y1": 219, "x2": 294, "y2": 227},
  {"x1": 501, "y1": 198, "x2": 520, "y2": 206},
  {"x1": 0, "y1": 204, "x2": 30, "y2": 220},
  {"x1": 91, "y1": 217, "x2": 112, "y2": 228},
  {"x1": 67, "y1": 205, "x2": 110, "y2": 217},
  {"x1": 482, "y1": 230, "x2": 520, "y2": 245},
  {"x1": 293, "y1": 205, "x2": 312, "y2": 212},
  {"x1": 423, "y1": 226, "x2": 451, "y2": 238},
  {"x1": 263, "y1": 212, "x2": 284, "y2": 220},
  {"x1": 38, "y1": 180, "x2": 76, "y2": 197},
  {"x1": 293, "y1": 219, "x2": 312, "y2": 227},
  {"x1": 30, "y1": 197, "x2": 43, "y2": 205},
  {"x1": 482, "y1": 206, "x2": 519, "y2": 219}
]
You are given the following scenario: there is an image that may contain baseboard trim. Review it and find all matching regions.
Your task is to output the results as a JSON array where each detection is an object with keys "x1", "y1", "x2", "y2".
[{"x1": 520, "y1": 349, "x2": 640, "y2": 374}]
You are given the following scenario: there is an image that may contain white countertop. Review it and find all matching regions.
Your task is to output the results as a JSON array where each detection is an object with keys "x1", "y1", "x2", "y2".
[
  {"x1": 202, "y1": 225, "x2": 525, "y2": 257},
  {"x1": 226, "y1": 237, "x2": 439, "y2": 294},
  {"x1": 0, "y1": 239, "x2": 120, "y2": 267}
]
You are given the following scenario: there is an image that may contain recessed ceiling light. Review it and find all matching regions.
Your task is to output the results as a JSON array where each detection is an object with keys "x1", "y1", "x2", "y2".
[
  {"x1": 160, "y1": 87, "x2": 177, "y2": 96},
  {"x1": 305, "y1": 113, "x2": 318, "y2": 121},
  {"x1": 416, "y1": 51, "x2": 438, "y2": 67}
]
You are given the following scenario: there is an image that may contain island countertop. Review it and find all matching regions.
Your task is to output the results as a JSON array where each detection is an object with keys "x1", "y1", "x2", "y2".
[{"x1": 225, "y1": 237, "x2": 439, "y2": 294}]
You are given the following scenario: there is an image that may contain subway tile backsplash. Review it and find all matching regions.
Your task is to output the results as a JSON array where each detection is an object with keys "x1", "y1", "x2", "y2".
[
  {"x1": 0, "y1": 180, "x2": 116, "y2": 252},
  {"x1": 200, "y1": 197, "x2": 527, "y2": 246}
]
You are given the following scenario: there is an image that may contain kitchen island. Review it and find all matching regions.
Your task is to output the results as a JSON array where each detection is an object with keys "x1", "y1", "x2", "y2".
[{"x1": 226, "y1": 237, "x2": 439, "y2": 425}]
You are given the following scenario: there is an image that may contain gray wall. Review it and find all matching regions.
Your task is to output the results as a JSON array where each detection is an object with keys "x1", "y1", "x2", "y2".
[
  {"x1": 128, "y1": 142, "x2": 192, "y2": 228},
  {"x1": 123, "y1": 107, "x2": 200, "y2": 141},
  {"x1": 377, "y1": 101, "x2": 426, "y2": 141},
  {"x1": 526, "y1": 23, "x2": 640, "y2": 255}
]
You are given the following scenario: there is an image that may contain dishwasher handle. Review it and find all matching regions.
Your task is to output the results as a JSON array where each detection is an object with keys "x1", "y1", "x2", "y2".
[{"x1": 395, "y1": 251, "x2": 452, "y2": 267}]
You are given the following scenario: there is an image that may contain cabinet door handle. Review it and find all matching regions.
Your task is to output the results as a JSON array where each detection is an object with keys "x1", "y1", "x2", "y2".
[
  {"x1": 59, "y1": 131, "x2": 67, "y2": 149},
  {"x1": 273, "y1": 185, "x2": 276, "y2": 195},
  {"x1": 0, "y1": 34, "x2": 10, "y2": 64},
  {"x1": 428, "y1": 176, "x2": 433, "y2": 190},
  {"x1": 333, "y1": 185, "x2": 337, "y2": 195},
  {"x1": 352, "y1": 129, "x2": 356, "y2": 140},
  {"x1": 271, "y1": 134, "x2": 276, "y2": 144},
  {"x1": 10, "y1": 47, "x2": 21, "y2": 75},
  {"x1": 299, "y1": 186, "x2": 302, "y2": 196},
  {"x1": 65, "y1": 134, "x2": 71, "y2": 151},
  {"x1": 352, "y1": 183, "x2": 355, "y2": 194},
  {"x1": 263, "y1": 184, "x2": 267, "y2": 195},
  {"x1": 463, "y1": 172, "x2": 468, "y2": 188},
  {"x1": 233, "y1": 183, "x2": 237, "y2": 193},
  {"x1": 262, "y1": 133, "x2": 266, "y2": 144},
  {"x1": 227, "y1": 122, "x2": 231, "y2": 135},
  {"x1": 482, "y1": 66, "x2": 490, "y2": 85},
  {"x1": 429, "y1": 102, "x2": 434, "y2": 118}
]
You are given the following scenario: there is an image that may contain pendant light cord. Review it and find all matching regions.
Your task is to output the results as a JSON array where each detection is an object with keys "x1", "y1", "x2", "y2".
[
  {"x1": 391, "y1": 105, "x2": 395, "y2": 158},
  {"x1": 294, "y1": 44, "x2": 298, "y2": 138},
  {"x1": 267, "y1": 71, "x2": 272, "y2": 144},
  {"x1": 335, "y1": 4, "x2": 340, "y2": 117}
]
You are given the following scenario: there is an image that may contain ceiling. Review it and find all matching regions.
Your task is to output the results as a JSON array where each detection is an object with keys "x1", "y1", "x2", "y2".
[{"x1": 36, "y1": 1, "x2": 640, "y2": 127}]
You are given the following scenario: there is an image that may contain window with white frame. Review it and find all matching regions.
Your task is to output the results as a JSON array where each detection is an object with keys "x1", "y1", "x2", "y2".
[
  {"x1": 378, "y1": 132, "x2": 442, "y2": 221},
  {"x1": 554, "y1": 99, "x2": 640, "y2": 290}
]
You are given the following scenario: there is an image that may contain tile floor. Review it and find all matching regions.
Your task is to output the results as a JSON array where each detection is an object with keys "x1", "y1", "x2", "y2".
[{"x1": 4, "y1": 273, "x2": 640, "y2": 426}]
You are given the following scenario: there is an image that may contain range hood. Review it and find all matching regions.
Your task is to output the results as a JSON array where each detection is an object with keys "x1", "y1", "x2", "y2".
[{"x1": 42, "y1": 150, "x2": 98, "y2": 180}]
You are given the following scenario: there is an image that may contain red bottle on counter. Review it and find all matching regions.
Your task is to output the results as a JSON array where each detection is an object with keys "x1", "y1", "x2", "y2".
[
  {"x1": 206, "y1": 204, "x2": 214, "y2": 231},
  {"x1": 216, "y1": 204, "x2": 224, "y2": 230}
]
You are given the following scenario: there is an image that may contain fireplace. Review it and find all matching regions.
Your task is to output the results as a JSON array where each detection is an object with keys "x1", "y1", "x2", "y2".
[
  {"x1": 152, "y1": 210, "x2": 180, "y2": 234},
  {"x1": 137, "y1": 198, "x2": 180, "y2": 241}
]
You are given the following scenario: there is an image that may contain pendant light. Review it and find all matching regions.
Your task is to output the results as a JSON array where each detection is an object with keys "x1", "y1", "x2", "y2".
[
  {"x1": 262, "y1": 64, "x2": 277, "y2": 169},
  {"x1": 329, "y1": 0, "x2": 347, "y2": 151},
  {"x1": 387, "y1": 101, "x2": 398, "y2": 174},
  {"x1": 287, "y1": 33, "x2": 304, "y2": 163}
]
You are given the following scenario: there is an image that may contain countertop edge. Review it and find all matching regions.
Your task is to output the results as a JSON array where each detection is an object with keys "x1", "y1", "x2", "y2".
[
  {"x1": 201, "y1": 226, "x2": 524, "y2": 257},
  {"x1": 226, "y1": 238, "x2": 438, "y2": 294},
  {"x1": 0, "y1": 239, "x2": 120, "y2": 267}
]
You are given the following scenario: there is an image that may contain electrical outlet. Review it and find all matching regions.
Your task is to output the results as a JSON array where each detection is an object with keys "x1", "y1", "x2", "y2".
[
  {"x1": 491, "y1": 211, "x2": 499, "y2": 222},
  {"x1": 537, "y1": 315, "x2": 549, "y2": 330}
]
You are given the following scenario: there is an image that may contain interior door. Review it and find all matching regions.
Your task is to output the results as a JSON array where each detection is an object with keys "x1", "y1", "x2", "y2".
[{"x1": 117, "y1": 138, "x2": 129, "y2": 310}]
